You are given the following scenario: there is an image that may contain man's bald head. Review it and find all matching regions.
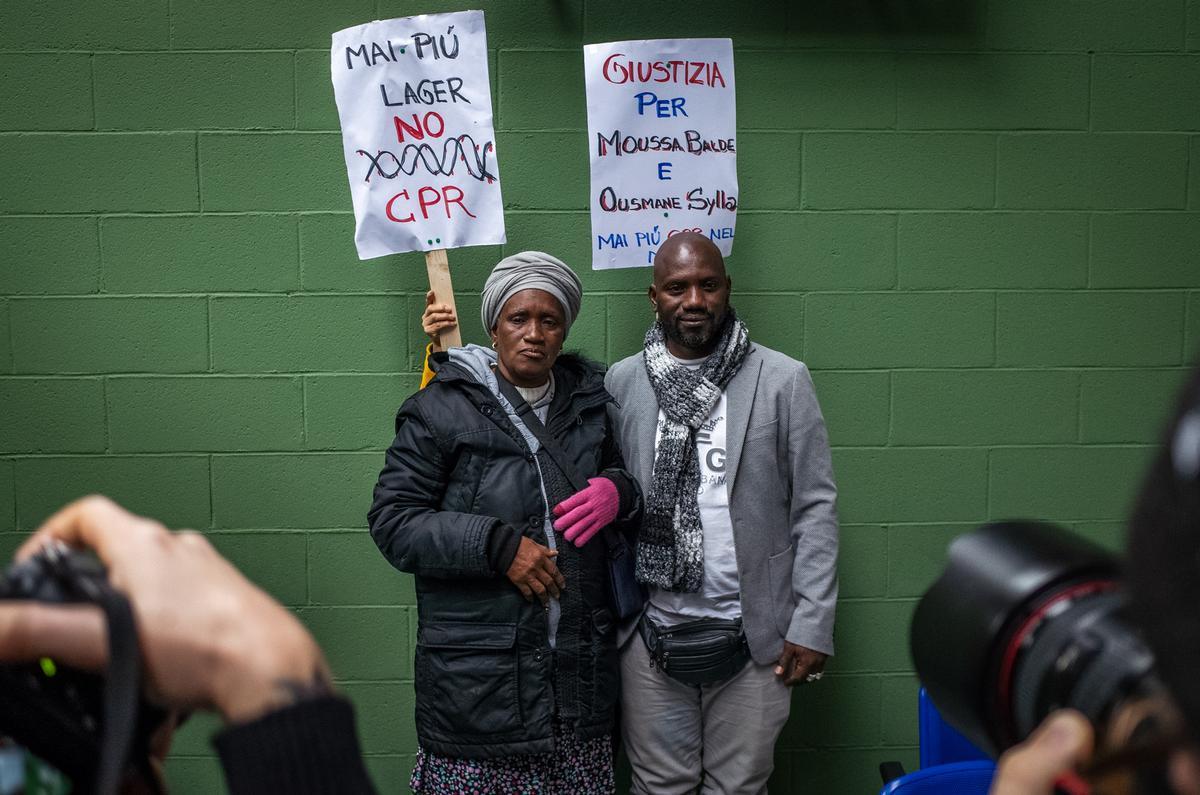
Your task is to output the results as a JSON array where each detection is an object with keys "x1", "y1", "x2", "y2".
[
  {"x1": 648, "y1": 231, "x2": 732, "y2": 357},
  {"x1": 652, "y1": 231, "x2": 727, "y2": 285}
]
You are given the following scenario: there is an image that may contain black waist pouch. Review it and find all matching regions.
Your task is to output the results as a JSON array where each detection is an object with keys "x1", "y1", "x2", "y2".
[{"x1": 638, "y1": 614, "x2": 750, "y2": 685}]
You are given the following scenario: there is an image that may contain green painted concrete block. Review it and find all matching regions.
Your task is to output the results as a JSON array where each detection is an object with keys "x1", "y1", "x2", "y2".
[
  {"x1": 780, "y1": 675, "x2": 882, "y2": 747},
  {"x1": 1191, "y1": 1, "x2": 1200, "y2": 50},
  {"x1": 736, "y1": 293, "x2": 802, "y2": 359},
  {"x1": 163, "y1": 757, "x2": 225, "y2": 795},
  {"x1": 806, "y1": 292, "x2": 994, "y2": 369},
  {"x1": 567, "y1": 293, "x2": 608, "y2": 362},
  {"x1": 898, "y1": 53, "x2": 1088, "y2": 130},
  {"x1": 584, "y1": 0, "x2": 788, "y2": 46},
  {"x1": 10, "y1": 297, "x2": 209, "y2": 374},
  {"x1": 0, "y1": 378, "x2": 106, "y2": 453},
  {"x1": 836, "y1": 524, "x2": 887, "y2": 598},
  {"x1": 14, "y1": 455, "x2": 211, "y2": 531},
  {"x1": 1093, "y1": 55, "x2": 1200, "y2": 131},
  {"x1": 737, "y1": 52, "x2": 895, "y2": 130},
  {"x1": 0, "y1": 0, "x2": 168, "y2": 49},
  {"x1": 788, "y1": 748, "x2": 918, "y2": 795},
  {"x1": 0, "y1": 217, "x2": 100, "y2": 295},
  {"x1": 886, "y1": 523, "x2": 974, "y2": 598},
  {"x1": 210, "y1": 295, "x2": 409, "y2": 373},
  {"x1": 891, "y1": 369, "x2": 1078, "y2": 445},
  {"x1": 880, "y1": 674, "x2": 921, "y2": 746},
  {"x1": 989, "y1": 445, "x2": 1155, "y2": 523},
  {"x1": 208, "y1": 531, "x2": 308, "y2": 606},
  {"x1": 300, "y1": 214, "x2": 499, "y2": 293},
  {"x1": 296, "y1": 51, "x2": 339, "y2": 132},
  {"x1": 1072, "y1": 521, "x2": 1127, "y2": 552},
  {"x1": 166, "y1": 711, "x2": 222, "y2": 757},
  {"x1": 211, "y1": 452, "x2": 379, "y2": 528},
  {"x1": 341, "y1": 682, "x2": 416, "y2": 755},
  {"x1": 731, "y1": 213, "x2": 896, "y2": 292},
  {"x1": 804, "y1": 133, "x2": 995, "y2": 210},
  {"x1": 1189, "y1": 293, "x2": 1200, "y2": 355},
  {"x1": 95, "y1": 53, "x2": 295, "y2": 131},
  {"x1": 502, "y1": 211, "x2": 635, "y2": 293},
  {"x1": 827, "y1": 599, "x2": 915, "y2": 673},
  {"x1": 997, "y1": 133, "x2": 1188, "y2": 210},
  {"x1": 0, "y1": 462, "x2": 15, "y2": 532},
  {"x1": 309, "y1": 531, "x2": 417, "y2": 606},
  {"x1": 1193, "y1": 139, "x2": 1200, "y2": 209},
  {"x1": 986, "y1": 0, "x2": 1184, "y2": 52},
  {"x1": 364, "y1": 756, "x2": 415, "y2": 795},
  {"x1": 499, "y1": 51, "x2": 585, "y2": 131},
  {"x1": 1079, "y1": 368, "x2": 1190, "y2": 443},
  {"x1": 0, "y1": 301, "x2": 9, "y2": 373},
  {"x1": 200, "y1": 133, "x2": 347, "y2": 211},
  {"x1": 739, "y1": 132, "x2": 802, "y2": 210},
  {"x1": 300, "y1": 606, "x2": 410, "y2": 679},
  {"x1": 0, "y1": 134, "x2": 198, "y2": 213},
  {"x1": 809, "y1": 370, "x2": 890, "y2": 447},
  {"x1": 172, "y1": 0, "x2": 375, "y2": 48},
  {"x1": 108, "y1": 376, "x2": 304, "y2": 453},
  {"x1": 833, "y1": 448, "x2": 988, "y2": 523},
  {"x1": 898, "y1": 212, "x2": 1088, "y2": 289},
  {"x1": 499, "y1": 132, "x2": 588, "y2": 210},
  {"x1": 1091, "y1": 213, "x2": 1200, "y2": 288},
  {"x1": 0, "y1": 54, "x2": 93, "y2": 131},
  {"x1": 102, "y1": 215, "x2": 299, "y2": 293},
  {"x1": 605, "y1": 292, "x2": 653, "y2": 363},
  {"x1": 305, "y1": 374, "x2": 421, "y2": 451},
  {"x1": 997, "y1": 292, "x2": 1185, "y2": 367}
]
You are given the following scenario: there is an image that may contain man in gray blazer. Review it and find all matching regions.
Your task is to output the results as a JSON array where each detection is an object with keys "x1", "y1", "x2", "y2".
[{"x1": 605, "y1": 232, "x2": 839, "y2": 795}]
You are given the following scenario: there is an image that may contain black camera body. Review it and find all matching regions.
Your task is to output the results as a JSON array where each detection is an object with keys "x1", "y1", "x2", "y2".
[{"x1": 0, "y1": 543, "x2": 163, "y2": 793}]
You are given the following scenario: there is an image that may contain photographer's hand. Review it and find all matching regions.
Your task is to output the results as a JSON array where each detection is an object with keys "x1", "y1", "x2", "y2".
[
  {"x1": 990, "y1": 710, "x2": 1093, "y2": 795},
  {"x1": 0, "y1": 495, "x2": 331, "y2": 724}
]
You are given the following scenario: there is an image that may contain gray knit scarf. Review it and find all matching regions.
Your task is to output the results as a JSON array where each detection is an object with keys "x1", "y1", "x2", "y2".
[{"x1": 637, "y1": 312, "x2": 750, "y2": 591}]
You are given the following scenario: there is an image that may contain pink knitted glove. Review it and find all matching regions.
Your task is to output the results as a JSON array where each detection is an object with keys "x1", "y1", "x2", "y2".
[{"x1": 552, "y1": 477, "x2": 619, "y2": 548}]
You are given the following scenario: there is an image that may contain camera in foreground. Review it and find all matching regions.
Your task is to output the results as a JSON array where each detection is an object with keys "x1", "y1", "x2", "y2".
[{"x1": 912, "y1": 520, "x2": 1182, "y2": 791}]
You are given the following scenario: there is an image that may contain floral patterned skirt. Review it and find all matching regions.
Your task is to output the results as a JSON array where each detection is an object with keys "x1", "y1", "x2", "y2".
[{"x1": 409, "y1": 723, "x2": 614, "y2": 795}]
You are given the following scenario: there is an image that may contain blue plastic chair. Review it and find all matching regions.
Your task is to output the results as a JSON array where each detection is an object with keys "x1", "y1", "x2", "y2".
[
  {"x1": 880, "y1": 761, "x2": 995, "y2": 795},
  {"x1": 918, "y1": 688, "x2": 990, "y2": 768}
]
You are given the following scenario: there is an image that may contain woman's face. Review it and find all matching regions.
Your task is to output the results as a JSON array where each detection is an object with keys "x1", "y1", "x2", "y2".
[{"x1": 491, "y1": 288, "x2": 566, "y2": 387}]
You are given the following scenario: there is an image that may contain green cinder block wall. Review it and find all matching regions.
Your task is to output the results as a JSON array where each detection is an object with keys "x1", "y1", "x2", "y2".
[{"x1": 2, "y1": 1, "x2": 1199, "y2": 791}]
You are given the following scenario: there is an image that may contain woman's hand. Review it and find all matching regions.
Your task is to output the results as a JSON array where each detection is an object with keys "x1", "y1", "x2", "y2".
[
  {"x1": 505, "y1": 537, "x2": 565, "y2": 605},
  {"x1": 423, "y1": 289, "x2": 458, "y2": 341},
  {"x1": 552, "y1": 477, "x2": 619, "y2": 548}
]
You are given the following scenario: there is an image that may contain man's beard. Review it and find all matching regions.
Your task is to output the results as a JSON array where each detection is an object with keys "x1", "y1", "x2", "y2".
[{"x1": 665, "y1": 311, "x2": 725, "y2": 351}]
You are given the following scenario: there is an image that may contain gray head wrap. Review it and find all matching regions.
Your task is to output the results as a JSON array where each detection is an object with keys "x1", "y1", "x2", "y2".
[{"x1": 480, "y1": 251, "x2": 583, "y2": 338}]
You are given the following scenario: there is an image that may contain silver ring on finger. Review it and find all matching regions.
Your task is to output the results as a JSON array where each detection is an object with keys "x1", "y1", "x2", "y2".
[{"x1": 805, "y1": 672, "x2": 823, "y2": 683}]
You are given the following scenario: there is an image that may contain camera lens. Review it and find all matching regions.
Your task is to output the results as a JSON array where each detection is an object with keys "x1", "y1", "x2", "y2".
[{"x1": 911, "y1": 521, "x2": 1160, "y2": 755}]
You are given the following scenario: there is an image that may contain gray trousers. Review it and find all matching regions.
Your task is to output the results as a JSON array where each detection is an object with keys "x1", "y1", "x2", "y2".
[{"x1": 620, "y1": 635, "x2": 792, "y2": 795}]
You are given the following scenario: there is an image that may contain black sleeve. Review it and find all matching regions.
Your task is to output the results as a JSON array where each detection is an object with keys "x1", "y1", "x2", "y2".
[
  {"x1": 367, "y1": 396, "x2": 506, "y2": 578},
  {"x1": 486, "y1": 522, "x2": 523, "y2": 574},
  {"x1": 213, "y1": 696, "x2": 376, "y2": 795}
]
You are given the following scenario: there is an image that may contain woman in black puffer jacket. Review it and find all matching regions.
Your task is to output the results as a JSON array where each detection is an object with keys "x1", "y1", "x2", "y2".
[{"x1": 367, "y1": 252, "x2": 640, "y2": 795}]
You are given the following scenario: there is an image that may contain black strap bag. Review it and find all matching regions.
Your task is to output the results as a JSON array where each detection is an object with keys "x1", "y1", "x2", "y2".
[
  {"x1": 494, "y1": 377, "x2": 647, "y2": 620},
  {"x1": 638, "y1": 613, "x2": 751, "y2": 686}
]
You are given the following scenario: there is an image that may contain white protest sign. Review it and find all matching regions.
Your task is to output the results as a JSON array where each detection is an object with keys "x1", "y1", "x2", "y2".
[
  {"x1": 584, "y1": 39, "x2": 737, "y2": 270},
  {"x1": 331, "y1": 11, "x2": 505, "y2": 260}
]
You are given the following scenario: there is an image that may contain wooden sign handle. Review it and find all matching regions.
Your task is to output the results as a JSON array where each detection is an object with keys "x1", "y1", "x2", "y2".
[{"x1": 424, "y1": 249, "x2": 462, "y2": 351}]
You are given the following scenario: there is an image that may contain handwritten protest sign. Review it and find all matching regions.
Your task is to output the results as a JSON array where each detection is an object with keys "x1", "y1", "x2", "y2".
[
  {"x1": 583, "y1": 39, "x2": 737, "y2": 270},
  {"x1": 331, "y1": 11, "x2": 505, "y2": 261}
]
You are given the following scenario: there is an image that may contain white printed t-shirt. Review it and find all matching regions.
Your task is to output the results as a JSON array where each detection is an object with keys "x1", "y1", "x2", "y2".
[{"x1": 646, "y1": 353, "x2": 741, "y2": 625}]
